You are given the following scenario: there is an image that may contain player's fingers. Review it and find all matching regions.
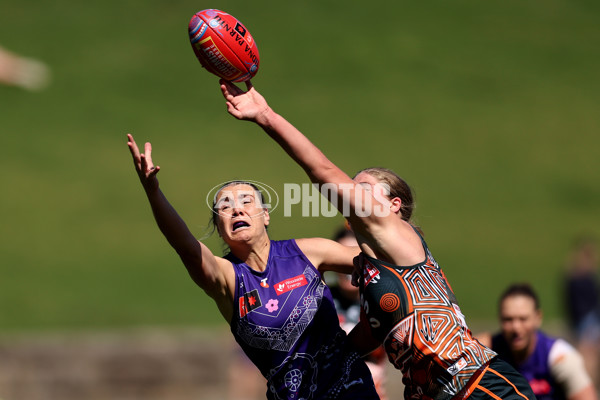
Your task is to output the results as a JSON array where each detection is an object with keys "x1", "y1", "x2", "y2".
[
  {"x1": 127, "y1": 141, "x2": 139, "y2": 160},
  {"x1": 127, "y1": 134, "x2": 139, "y2": 156},
  {"x1": 225, "y1": 102, "x2": 242, "y2": 119},
  {"x1": 220, "y1": 78, "x2": 231, "y2": 90},
  {"x1": 219, "y1": 80, "x2": 230, "y2": 97},
  {"x1": 224, "y1": 79, "x2": 246, "y2": 96},
  {"x1": 223, "y1": 90, "x2": 235, "y2": 103},
  {"x1": 221, "y1": 84, "x2": 239, "y2": 101},
  {"x1": 139, "y1": 154, "x2": 148, "y2": 173},
  {"x1": 127, "y1": 134, "x2": 143, "y2": 167},
  {"x1": 149, "y1": 165, "x2": 160, "y2": 177},
  {"x1": 144, "y1": 142, "x2": 155, "y2": 167}
]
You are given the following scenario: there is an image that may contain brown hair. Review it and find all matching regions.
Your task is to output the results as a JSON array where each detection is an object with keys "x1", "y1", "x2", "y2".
[
  {"x1": 499, "y1": 283, "x2": 541, "y2": 312},
  {"x1": 355, "y1": 167, "x2": 415, "y2": 222}
]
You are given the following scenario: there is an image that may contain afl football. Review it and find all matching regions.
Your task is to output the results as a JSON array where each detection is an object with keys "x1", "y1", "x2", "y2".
[{"x1": 188, "y1": 9, "x2": 260, "y2": 82}]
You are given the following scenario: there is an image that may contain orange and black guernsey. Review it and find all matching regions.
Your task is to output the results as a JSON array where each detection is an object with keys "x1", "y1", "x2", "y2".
[{"x1": 359, "y1": 228, "x2": 497, "y2": 400}]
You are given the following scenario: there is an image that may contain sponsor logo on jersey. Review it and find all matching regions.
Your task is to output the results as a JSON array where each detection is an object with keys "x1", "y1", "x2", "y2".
[
  {"x1": 239, "y1": 288, "x2": 262, "y2": 318},
  {"x1": 363, "y1": 259, "x2": 380, "y2": 286},
  {"x1": 447, "y1": 357, "x2": 467, "y2": 376},
  {"x1": 265, "y1": 299, "x2": 279, "y2": 312},
  {"x1": 260, "y1": 278, "x2": 269, "y2": 288},
  {"x1": 274, "y1": 274, "x2": 307, "y2": 295},
  {"x1": 529, "y1": 379, "x2": 552, "y2": 395}
]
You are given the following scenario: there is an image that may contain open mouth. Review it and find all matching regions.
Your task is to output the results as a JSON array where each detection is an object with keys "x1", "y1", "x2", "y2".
[{"x1": 233, "y1": 221, "x2": 250, "y2": 231}]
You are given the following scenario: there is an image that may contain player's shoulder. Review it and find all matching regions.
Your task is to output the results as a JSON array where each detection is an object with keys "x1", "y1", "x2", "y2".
[
  {"x1": 270, "y1": 238, "x2": 317, "y2": 258},
  {"x1": 548, "y1": 336, "x2": 579, "y2": 365},
  {"x1": 295, "y1": 237, "x2": 337, "y2": 252},
  {"x1": 547, "y1": 336, "x2": 592, "y2": 395}
]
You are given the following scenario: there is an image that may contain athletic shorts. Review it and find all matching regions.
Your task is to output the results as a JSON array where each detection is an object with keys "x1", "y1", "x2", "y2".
[
  {"x1": 335, "y1": 359, "x2": 381, "y2": 400},
  {"x1": 463, "y1": 357, "x2": 537, "y2": 400}
]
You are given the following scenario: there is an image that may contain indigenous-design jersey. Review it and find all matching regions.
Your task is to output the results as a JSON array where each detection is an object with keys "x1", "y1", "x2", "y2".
[
  {"x1": 228, "y1": 239, "x2": 376, "y2": 400},
  {"x1": 360, "y1": 229, "x2": 497, "y2": 400},
  {"x1": 492, "y1": 331, "x2": 566, "y2": 400}
]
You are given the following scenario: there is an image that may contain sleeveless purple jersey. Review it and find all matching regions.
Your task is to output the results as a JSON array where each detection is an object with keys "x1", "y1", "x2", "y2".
[
  {"x1": 227, "y1": 239, "x2": 376, "y2": 400},
  {"x1": 492, "y1": 331, "x2": 565, "y2": 400}
]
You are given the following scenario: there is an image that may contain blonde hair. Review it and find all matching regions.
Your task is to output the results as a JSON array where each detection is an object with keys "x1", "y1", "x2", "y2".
[{"x1": 354, "y1": 167, "x2": 415, "y2": 222}]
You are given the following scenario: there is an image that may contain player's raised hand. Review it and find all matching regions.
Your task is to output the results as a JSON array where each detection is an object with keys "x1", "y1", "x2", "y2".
[
  {"x1": 220, "y1": 79, "x2": 271, "y2": 124},
  {"x1": 127, "y1": 133, "x2": 160, "y2": 193}
]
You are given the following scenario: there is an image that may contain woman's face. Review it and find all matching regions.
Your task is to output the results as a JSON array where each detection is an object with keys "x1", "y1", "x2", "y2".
[
  {"x1": 499, "y1": 295, "x2": 541, "y2": 355},
  {"x1": 353, "y1": 172, "x2": 396, "y2": 217},
  {"x1": 214, "y1": 184, "x2": 270, "y2": 245}
]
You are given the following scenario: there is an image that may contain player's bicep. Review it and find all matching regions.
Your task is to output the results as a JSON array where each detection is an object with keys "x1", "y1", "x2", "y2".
[
  {"x1": 180, "y1": 241, "x2": 232, "y2": 296},
  {"x1": 296, "y1": 238, "x2": 359, "y2": 274}
]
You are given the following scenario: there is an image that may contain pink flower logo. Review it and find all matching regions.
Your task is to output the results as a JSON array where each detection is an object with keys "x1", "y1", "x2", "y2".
[{"x1": 265, "y1": 299, "x2": 279, "y2": 313}]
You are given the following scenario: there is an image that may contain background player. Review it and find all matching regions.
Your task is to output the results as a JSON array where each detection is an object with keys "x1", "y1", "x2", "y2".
[{"x1": 478, "y1": 283, "x2": 597, "y2": 400}]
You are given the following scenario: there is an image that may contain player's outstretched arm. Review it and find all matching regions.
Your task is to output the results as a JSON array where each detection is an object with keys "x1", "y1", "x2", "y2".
[
  {"x1": 220, "y1": 80, "x2": 363, "y2": 215},
  {"x1": 296, "y1": 237, "x2": 360, "y2": 275},
  {"x1": 220, "y1": 80, "x2": 351, "y2": 186},
  {"x1": 127, "y1": 134, "x2": 233, "y2": 318}
]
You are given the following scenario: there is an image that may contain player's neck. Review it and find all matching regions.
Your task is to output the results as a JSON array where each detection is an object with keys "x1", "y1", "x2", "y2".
[{"x1": 232, "y1": 236, "x2": 271, "y2": 272}]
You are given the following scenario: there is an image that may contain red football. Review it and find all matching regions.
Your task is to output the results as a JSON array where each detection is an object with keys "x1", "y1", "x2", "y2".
[{"x1": 188, "y1": 9, "x2": 260, "y2": 82}]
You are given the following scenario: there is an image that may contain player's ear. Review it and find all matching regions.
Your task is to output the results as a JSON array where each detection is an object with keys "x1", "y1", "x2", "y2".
[{"x1": 390, "y1": 197, "x2": 402, "y2": 214}]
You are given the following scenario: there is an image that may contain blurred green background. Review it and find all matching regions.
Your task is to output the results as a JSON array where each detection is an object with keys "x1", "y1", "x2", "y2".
[{"x1": 1, "y1": 0, "x2": 598, "y2": 334}]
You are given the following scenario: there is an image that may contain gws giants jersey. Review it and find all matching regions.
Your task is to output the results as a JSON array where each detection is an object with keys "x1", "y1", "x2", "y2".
[
  {"x1": 360, "y1": 230, "x2": 496, "y2": 400},
  {"x1": 228, "y1": 239, "x2": 376, "y2": 400}
]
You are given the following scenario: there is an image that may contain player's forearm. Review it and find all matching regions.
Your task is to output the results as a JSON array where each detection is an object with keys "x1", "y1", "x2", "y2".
[
  {"x1": 256, "y1": 109, "x2": 351, "y2": 187},
  {"x1": 348, "y1": 320, "x2": 381, "y2": 357},
  {"x1": 145, "y1": 188, "x2": 200, "y2": 256}
]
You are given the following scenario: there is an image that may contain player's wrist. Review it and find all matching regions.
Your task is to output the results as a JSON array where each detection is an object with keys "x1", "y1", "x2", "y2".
[
  {"x1": 255, "y1": 106, "x2": 276, "y2": 128},
  {"x1": 143, "y1": 181, "x2": 160, "y2": 195}
]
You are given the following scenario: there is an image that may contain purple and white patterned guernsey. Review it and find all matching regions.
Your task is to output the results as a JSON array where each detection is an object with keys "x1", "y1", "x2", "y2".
[
  {"x1": 227, "y1": 239, "x2": 377, "y2": 400},
  {"x1": 492, "y1": 331, "x2": 565, "y2": 400}
]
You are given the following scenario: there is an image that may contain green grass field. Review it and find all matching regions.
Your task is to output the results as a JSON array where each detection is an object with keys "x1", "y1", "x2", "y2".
[{"x1": 1, "y1": 0, "x2": 599, "y2": 333}]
